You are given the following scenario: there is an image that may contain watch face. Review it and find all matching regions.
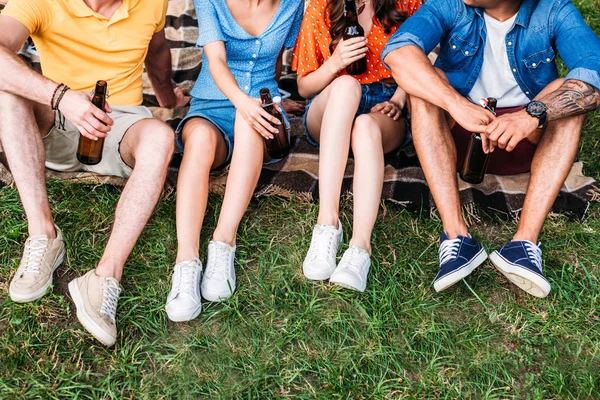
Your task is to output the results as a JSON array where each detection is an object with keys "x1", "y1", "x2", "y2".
[{"x1": 527, "y1": 101, "x2": 546, "y2": 117}]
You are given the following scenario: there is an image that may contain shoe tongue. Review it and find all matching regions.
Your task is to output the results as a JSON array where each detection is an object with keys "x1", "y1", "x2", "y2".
[
  {"x1": 511, "y1": 239, "x2": 538, "y2": 248},
  {"x1": 349, "y1": 246, "x2": 368, "y2": 256},
  {"x1": 28, "y1": 234, "x2": 49, "y2": 242},
  {"x1": 105, "y1": 277, "x2": 120, "y2": 288},
  {"x1": 440, "y1": 232, "x2": 450, "y2": 243},
  {"x1": 212, "y1": 241, "x2": 234, "y2": 250}
]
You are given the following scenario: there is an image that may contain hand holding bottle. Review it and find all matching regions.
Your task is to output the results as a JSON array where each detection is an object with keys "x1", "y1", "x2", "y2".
[
  {"x1": 59, "y1": 89, "x2": 113, "y2": 141},
  {"x1": 234, "y1": 94, "x2": 281, "y2": 139},
  {"x1": 330, "y1": 37, "x2": 368, "y2": 73}
]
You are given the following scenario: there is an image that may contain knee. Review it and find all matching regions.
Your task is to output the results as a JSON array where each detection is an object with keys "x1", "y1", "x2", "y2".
[
  {"x1": 140, "y1": 121, "x2": 175, "y2": 160},
  {"x1": 329, "y1": 75, "x2": 362, "y2": 100},
  {"x1": 182, "y1": 123, "x2": 220, "y2": 153},
  {"x1": 351, "y1": 114, "x2": 382, "y2": 149}
]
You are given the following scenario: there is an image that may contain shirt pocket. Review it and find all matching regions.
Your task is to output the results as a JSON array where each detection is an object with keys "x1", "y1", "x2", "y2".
[
  {"x1": 523, "y1": 48, "x2": 558, "y2": 85},
  {"x1": 438, "y1": 34, "x2": 479, "y2": 72}
]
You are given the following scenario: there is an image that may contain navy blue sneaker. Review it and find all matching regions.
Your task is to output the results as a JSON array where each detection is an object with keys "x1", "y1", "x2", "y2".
[
  {"x1": 489, "y1": 240, "x2": 550, "y2": 298},
  {"x1": 433, "y1": 232, "x2": 488, "y2": 292}
]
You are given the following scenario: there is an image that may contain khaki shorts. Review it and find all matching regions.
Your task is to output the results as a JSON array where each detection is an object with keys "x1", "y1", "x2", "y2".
[{"x1": 43, "y1": 105, "x2": 153, "y2": 178}]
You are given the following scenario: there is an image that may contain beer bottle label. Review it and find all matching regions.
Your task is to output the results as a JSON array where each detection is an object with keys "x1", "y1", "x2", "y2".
[{"x1": 347, "y1": 26, "x2": 359, "y2": 36}]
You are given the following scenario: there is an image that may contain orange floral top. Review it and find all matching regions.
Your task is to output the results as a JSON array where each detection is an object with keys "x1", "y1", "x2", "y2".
[{"x1": 292, "y1": 0, "x2": 422, "y2": 84}]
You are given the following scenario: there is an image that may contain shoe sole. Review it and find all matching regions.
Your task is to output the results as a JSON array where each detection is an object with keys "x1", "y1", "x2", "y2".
[
  {"x1": 9, "y1": 246, "x2": 66, "y2": 303},
  {"x1": 330, "y1": 277, "x2": 366, "y2": 292},
  {"x1": 68, "y1": 280, "x2": 116, "y2": 347},
  {"x1": 303, "y1": 265, "x2": 336, "y2": 281},
  {"x1": 433, "y1": 249, "x2": 488, "y2": 292},
  {"x1": 201, "y1": 282, "x2": 235, "y2": 302},
  {"x1": 165, "y1": 305, "x2": 202, "y2": 322},
  {"x1": 489, "y1": 252, "x2": 551, "y2": 298}
]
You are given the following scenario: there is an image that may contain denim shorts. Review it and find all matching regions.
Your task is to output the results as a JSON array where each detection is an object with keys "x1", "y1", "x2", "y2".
[
  {"x1": 303, "y1": 81, "x2": 411, "y2": 149},
  {"x1": 176, "y1": 97, "x2": 290, "y2": 168}
]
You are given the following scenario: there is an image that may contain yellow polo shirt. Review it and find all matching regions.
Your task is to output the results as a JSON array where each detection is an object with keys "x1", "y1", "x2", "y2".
[{"x1": 2, "y1": 0, "x2": 168, "y2": 106}]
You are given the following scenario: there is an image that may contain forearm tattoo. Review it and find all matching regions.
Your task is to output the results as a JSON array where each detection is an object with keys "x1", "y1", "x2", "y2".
[{"x1": 543, "y1": 80, "x2": 600, "y2": 121}]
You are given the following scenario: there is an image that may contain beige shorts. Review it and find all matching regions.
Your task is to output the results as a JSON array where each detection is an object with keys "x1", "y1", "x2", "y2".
[{"x1": 43, "y1": 105, "x2": 153, "y2": 178}]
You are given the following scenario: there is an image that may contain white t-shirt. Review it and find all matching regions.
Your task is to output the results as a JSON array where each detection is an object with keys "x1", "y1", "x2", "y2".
[{"x1": 468, "y1": 12, "x2": 530, "y2": 108}]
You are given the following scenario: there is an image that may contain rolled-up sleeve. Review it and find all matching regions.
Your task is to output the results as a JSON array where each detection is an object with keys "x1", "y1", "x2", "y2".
[
  {"x1": 554, "y1": 0, "x2": 600, "y2": 92},
  {"x1": 195, "y1": 0, "x2": 226, "y2": 47},
  {"x1": 381, "y1": 0, "x2": 456, "y2": 68}
]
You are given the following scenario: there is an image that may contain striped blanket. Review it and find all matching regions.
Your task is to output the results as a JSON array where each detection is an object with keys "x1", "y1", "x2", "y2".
[{"x1": 0, "y1": 0, "x2": 597, "y2": 220}]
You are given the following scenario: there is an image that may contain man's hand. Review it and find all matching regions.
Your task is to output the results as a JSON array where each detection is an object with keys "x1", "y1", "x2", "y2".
[
  {"x1": 173, "y1": 86, "x2": 191, "y2": 108},
  {"x1": 58, "y1": 90, "x2": 113, "y2": 141},
  {"x1": 282, "y1": 99, "x2": 305, "y2": 118},
  {"x1": 371, "y1": 100, "x2": 402, "y2": 120},
  {"x1": 448, "y1": 98, "x2": 495, "y2": 135},
  {"x1": 483, "y1": 109, "x2": 539, "y2": 153},
  {"x1": 234, "y1": 94, "x2": 281, "y2": 139}
]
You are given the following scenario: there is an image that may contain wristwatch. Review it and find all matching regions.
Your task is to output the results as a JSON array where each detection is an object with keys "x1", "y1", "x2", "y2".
[{"x1": 525, "y1": 100, "x2": 548, "y2": 128}]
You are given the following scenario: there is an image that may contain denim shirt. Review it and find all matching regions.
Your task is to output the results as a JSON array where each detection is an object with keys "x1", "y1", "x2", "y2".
[
  {"x1": 191, "y1": 0, "x2": 303, "y2": 100},
  {"x1": 381, "y1": 0, "x2": 600, "y2": 99}
]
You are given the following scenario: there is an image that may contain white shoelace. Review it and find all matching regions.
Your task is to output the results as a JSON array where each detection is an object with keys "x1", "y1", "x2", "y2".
[
  {"x1": 100, "y1": 278, "x2": 121, "y2": 324},
  {"x1": 439, "y1": 238, "x2": 461, "y2": 265},
  {"x1": 524, "y1": 242, "x2": 543, "y2": 271},
  {"x1": 340, "y1": 247, "x2": 369, "y2": 277},
  {"x1": 173, "y1": 260, "x2": 199, "y2": 296},
  {"x1": 308, "y1": 225, "x2": 337, "y2": 261},
  {"x1": 22, "y1": 238, "x2": 49, "y2": 274},
  {"x1": 206, "y1": 243, "x2": 233, "y2": 279}
]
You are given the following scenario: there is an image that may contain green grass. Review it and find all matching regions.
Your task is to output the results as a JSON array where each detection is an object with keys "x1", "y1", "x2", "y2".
[{"x1": 2, "y1": 2, "x2": 600, "y2": 399}]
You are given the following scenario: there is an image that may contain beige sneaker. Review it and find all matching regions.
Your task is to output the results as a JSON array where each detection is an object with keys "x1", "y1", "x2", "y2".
[
  {"x1": 9, "y1": 226, "x2": 66, "y2": 303},
  {"x1": 68, "y1": 270, "x2": 122, "y2": 347}
]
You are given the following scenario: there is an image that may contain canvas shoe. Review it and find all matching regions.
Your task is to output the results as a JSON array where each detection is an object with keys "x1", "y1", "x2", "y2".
[
  {"x1": 489, "y1": 240, "x2": 550, "y2": 298},
  {"x1": 9, "y1": 226, "x2": 66, "y2": 303},
  {"x1": 303, "y1": 220, "x2": 343, "y2": 280},
  {"x1": 68, "y1": 270, "x2": 122, "y2": 347},
  {"x1": 330, "y1": 246, "x2": 371, "y2": 292},
  {"x1": 433, "y1": 232, "x2": 488, "y2": 292},
  {"x1": 201, "y1": 241, "x2": 236, "y2": 302},
  {"x1": 165, "y1": 258, "x2": 203, "y2": 322}
]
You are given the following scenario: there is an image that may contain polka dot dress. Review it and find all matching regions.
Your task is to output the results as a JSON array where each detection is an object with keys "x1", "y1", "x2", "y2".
[{"x1": 292, "y1": 0, "x2": 422, "y2": 84}]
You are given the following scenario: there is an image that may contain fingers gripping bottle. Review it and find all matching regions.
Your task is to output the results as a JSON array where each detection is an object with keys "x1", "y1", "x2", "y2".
[
  {"x1": 343, "y1": 0, "x2": 367, "y2": 76},
  {"x1": 76, "y1": 80, "x2": 108, "y2": 165},
  {"x1": 260, "y1": 88, "x2": 291, "y2": 159},
  {"x1": 459, "y1": 97, "x2": 497, "y2": 184}
]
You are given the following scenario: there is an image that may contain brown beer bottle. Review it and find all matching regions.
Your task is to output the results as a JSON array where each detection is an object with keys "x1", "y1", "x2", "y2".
[
  {"x1": 260, "y1": 88, "x2": 291, "y2": 159},
  {"x1": 343, "y1": 0, "x2": 367, "y2": 76},
  {"x1": 459, "y1": 97, "x2": 497, "y2": 184},
  {"x1": 76, "y1": 80, "x2": 108, "y2": 165}
]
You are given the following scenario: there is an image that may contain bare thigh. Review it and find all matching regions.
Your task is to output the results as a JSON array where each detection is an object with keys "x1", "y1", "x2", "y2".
[
  {"x1": 182, "y1": 118, "x2": 229, "y2": 169},
  {"x1": 304, "y1": 84, "x2": 337, "y2": 143}
]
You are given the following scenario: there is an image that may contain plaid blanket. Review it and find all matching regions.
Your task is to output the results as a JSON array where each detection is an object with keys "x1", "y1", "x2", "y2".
[{"x1": 0, "y1": 0, "x2": 597, "y2": 221}]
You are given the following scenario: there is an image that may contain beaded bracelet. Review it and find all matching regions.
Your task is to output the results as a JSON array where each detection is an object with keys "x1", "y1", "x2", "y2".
[
  {"x1": 52, "y1": 85, "x2": 70, "y2": 111},
  {"x1": 50, "y1": 83, "x2": 64, "y2": 110}
]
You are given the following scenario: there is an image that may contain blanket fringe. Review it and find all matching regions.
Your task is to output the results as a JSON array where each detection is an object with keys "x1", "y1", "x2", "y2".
[{"x1": 588, "y1": 185, "x2": 600, "y2": 203}]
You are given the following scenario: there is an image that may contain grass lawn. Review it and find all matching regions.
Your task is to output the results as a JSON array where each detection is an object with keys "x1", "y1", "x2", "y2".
[{"x1": 1, "y1": 2, "x2": 600, "y2": 399}]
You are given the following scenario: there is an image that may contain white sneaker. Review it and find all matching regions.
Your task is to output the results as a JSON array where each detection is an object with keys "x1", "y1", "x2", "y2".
[
  {"x1": 165, "y1": 259, "x2": 203, "y2": 322},
  {"x1": 201, "y1": 241, "x2": 236, "y2": 302},
  {"x1": 303, "y1": 220, "x2": 343, "y2": 280},
  {"x1": 330, "y1": 246, "x2": 371, "y2": 292}
]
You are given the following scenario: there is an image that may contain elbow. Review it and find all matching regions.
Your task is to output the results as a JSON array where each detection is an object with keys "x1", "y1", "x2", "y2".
[
  {"x1": 298, "y1": 86, "x2": 312, "y2": 101},
  {"x1": 296, "y1": 78, "x2": 313, "y2": 100}
]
